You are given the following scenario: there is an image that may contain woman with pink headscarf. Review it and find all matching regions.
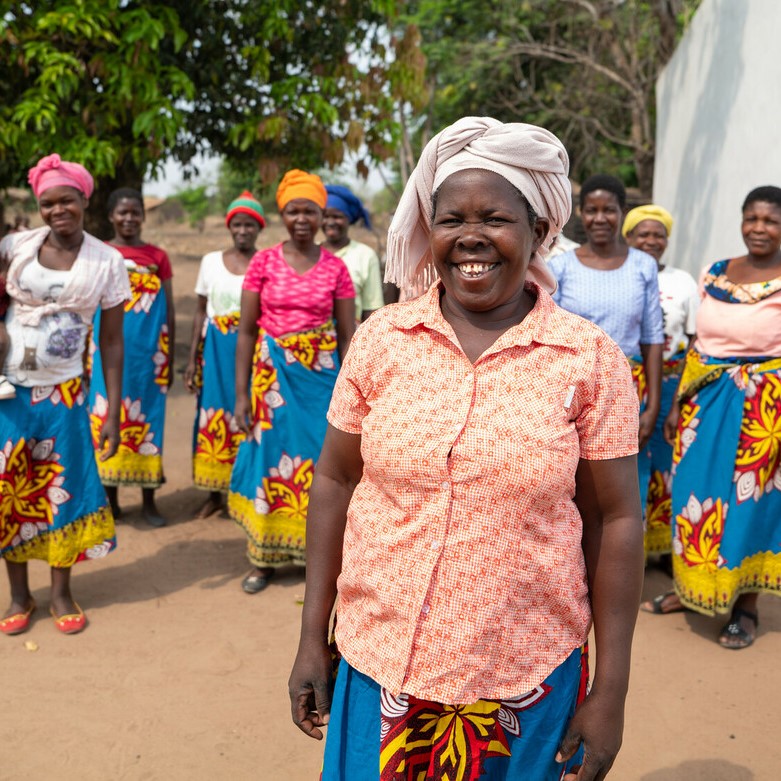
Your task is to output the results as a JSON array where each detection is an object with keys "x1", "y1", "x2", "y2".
[
  {"x1": 0, "y1": 155, "x2": 129, "y2": 637},
  {"x1": 289, "y1": 118, "x2": 643, "y2": 780}
]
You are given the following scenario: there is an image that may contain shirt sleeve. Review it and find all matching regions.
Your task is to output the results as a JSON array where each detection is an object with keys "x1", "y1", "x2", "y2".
[
  {"x1": 683, "y1": 272, "x2": 700, "y2": 336},
  {"x1": 155, "y1": 249, "x2": 173, "y2": 281},
  {"x1": 100, "y1": 252, "x2": 132, "y2": 310},
  {"x1": 0, "y1": 234, "x2": 13, "y2": 256},
  {"x1": 194, "y1": 254, "x2": 211, "y2": 297},
  {"x1": 546, "y1": 253, "x2": 564, "y2": 305},
  {"x1": 327, "y1": 319, "x2": 373, "y2": 433},
  {"x1": 242, "y1": 252, "x2": 264, "y2": 293},
  {"x1": 576, "y1": 332, "x2": 639, "y2": 460},
  {"x1": 334, "y1": 259, "x2": 356, "y2": 299},
  {"x1": 639, "y1": 255, "x2": 665, "y2": 345},
  {"x1": 361, "y1": 247, "x2": 385, "y2": 312}
]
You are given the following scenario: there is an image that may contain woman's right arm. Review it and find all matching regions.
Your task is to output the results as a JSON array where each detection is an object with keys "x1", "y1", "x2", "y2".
[
  {"x1": 289, "y1": 424, "x2": 363, "y2": 740},
  {"x1": 183, "y1": 294, "x2": 208, "y2": 393},
  {"x1": 234, "y1": 288, "x2": 260, "y2": 433}
]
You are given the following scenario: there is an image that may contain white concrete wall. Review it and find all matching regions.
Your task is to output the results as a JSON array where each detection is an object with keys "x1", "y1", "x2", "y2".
[{"x1": 653, "y1": 0, "x2": 781, "y2": 278}]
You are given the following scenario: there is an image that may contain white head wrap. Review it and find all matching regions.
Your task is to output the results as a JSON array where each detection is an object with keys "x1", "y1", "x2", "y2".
[{"x1": 385, "y1": 117, "x2": 571, "y2": 297}]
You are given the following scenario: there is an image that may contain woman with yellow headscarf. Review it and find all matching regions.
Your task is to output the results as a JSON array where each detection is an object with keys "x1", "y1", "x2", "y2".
[
  {"x1": 228, "y1": 170, "x2": 355, "y2": 593},
  {"x1": 622, "y1": 206, "x2": 699, "y2": 577}
]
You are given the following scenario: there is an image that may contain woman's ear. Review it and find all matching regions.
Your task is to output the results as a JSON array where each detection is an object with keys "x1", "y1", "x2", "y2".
[{"x1": 532, "y1": 217, "x2": 550, "y2": 253}]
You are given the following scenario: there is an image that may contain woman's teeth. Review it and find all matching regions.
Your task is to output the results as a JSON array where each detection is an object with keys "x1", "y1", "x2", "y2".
[{"x1": 458, "y1": 263, "x2": 497, "y2": 277}]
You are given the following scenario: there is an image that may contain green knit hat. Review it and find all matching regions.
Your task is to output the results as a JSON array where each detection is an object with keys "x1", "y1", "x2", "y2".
[{"x1": 226, "y1": 190, "x2": 265, "y2": 228}]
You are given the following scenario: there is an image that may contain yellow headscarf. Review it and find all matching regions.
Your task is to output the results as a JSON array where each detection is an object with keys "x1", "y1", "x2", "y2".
[
  {"x1": 275, "y1": 169, "x2": 327, "y2": 211},
  {"x1": 622, "y1": 204, "x2": 673, "y2": 238}
]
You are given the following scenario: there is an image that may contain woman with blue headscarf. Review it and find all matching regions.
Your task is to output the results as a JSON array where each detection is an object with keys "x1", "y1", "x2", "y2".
[{"x1": 323, "y1": 185, "x2": 384, "y2": 322}]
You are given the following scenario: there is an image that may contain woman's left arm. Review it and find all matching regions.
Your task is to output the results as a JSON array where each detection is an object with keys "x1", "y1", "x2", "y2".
[
  {"x1": 334, "y1": 297, "x2": 356, "y2": 362},
  {"x1": 162, "y1": 278, "x2": 176, "y2": 388},
  {"x1": 97, "y1": 303, "x2": 125, "y2": 461},
  {"x1": 559, "y1": 454, "x2": 644, "y2": 781},
  {"x1": 637, "y1": 258, "x2": 665, "y2": 449},
  {"x1": 638, "y1": 342, "x2": 662, "y2": 449}
]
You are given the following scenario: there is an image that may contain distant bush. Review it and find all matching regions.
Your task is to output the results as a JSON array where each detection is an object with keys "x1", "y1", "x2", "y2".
[{"x1": 170, "y1": 185, "x2": 214, "y2": 232}]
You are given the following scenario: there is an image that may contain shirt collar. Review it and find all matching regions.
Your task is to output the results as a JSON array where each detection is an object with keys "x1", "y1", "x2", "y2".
[{"x1": 388, "y1": 279, "x2": 578, "y2": 351}]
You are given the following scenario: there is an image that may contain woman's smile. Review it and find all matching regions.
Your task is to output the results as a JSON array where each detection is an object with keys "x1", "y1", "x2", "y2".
[{"x1": 452, "y1": 261, "x2": 500, "y2": 279}]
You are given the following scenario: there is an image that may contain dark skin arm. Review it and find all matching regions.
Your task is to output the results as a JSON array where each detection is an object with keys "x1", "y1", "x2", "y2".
[
  {"x1": 559, "y1": 455, "x2": 644, "y2": 781},
  {"x1": 638, "y1": 342, "x2": 662, "y2": 450},
  {"x1": 162, "y1": 278, "x2": 175, "y2": 388},
  {"x1": 289, "y1": 425, "x2": 364, "y2": 740},
  {"x1": 184, "y1": 294, "x2": 208, "y2": 393},
  {"x1": 334, "y1": 297, "x2": 356, "y2": 361},
  {"x1": 97, "y1": 303, "x2": 125, "y2": 461},
  {"x1": 234, "y1": 288, "x2": 260, "y2": 434}
]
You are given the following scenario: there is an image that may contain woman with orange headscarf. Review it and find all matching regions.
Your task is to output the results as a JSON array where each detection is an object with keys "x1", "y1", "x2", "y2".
[{"x1": 229, "y1": 170, "x2": 355, "y2": 593}]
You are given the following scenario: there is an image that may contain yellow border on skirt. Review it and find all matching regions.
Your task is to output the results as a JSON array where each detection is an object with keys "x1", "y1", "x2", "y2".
[
  {"x1": 3, "y1": 505, "x2": 115, "y2": 568},
  {"x1": 674, "y1": 550, "x2": 781, "y2": 615},
  {"x1": 97, "y1": 452, "x2": 163, "y2": 488},
  {"x1": 193, "y1": 457, "x2": 232, "y2": 492},
  {"x1": 227, "y1": 491, "x2": 306, "y2": 567}
]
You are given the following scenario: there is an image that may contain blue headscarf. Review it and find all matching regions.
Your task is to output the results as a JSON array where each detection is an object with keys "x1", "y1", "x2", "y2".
[{"x1": 325, "y1": 184, "x2": 372, "y2": 229}]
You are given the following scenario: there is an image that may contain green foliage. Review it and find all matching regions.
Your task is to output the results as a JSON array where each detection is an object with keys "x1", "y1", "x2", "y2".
[
  {"x1": 0, "y1": 1, "x2": 411, "y2": 198},
  {"x1": 0, "y1": 1, "x2": 192, "y2": 186}
]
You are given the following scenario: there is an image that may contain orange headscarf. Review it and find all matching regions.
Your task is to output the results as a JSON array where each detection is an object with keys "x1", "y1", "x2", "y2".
[{"x1": 275, "y1": 169, "x2": 327, "y2": 211}]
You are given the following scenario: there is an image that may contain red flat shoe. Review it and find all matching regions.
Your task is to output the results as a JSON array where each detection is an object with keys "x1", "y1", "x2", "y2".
[
  {"x1": 0, "y1": 600, "x2": 36, "y2": 636},
  {"x1": 50, "y1": 603, "x2": 87, "y2": 635}
]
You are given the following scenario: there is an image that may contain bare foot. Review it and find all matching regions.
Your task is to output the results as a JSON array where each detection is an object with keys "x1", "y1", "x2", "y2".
[{"x1": 196, "y1": 493, "x2": 224, "y2": 519}]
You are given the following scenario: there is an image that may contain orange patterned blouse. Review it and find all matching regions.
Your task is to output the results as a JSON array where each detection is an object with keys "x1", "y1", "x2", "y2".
[{"x1": 327, "y1": 281, "x2": 639, "y2": 703}]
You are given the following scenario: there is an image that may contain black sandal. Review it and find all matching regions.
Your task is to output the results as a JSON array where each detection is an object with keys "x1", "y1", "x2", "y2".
[
  {"x1": 640, "y1": 591, "x2": 685, "y2": 615},
  {"x1": 718, "y1": 607, "x2": 758, "y2": 650}
]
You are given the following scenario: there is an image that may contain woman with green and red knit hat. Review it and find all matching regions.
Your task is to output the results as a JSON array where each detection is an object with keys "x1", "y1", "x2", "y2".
[{"x1": 184, "y1": 190, "x2": 265, "y2": 518}]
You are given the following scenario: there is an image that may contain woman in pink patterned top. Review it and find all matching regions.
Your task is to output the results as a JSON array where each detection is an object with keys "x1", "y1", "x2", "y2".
[
  {"x1": 289, "y1": 119, "x2": 643, "y2": 781},
  {"x1": 228, "y1": 170, "x2": 355, "y2": 594}
]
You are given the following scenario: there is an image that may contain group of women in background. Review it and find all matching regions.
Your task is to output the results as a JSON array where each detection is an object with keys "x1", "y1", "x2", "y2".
[
  {"x1": 1, "y1": 128, "x2": 780, "y2": 781},
  {"x1": 0, "y1": 152, "x2": 381, "y2": 633},
  {"x1": 550, "y1": 174, "x2": 781, "y2": 651}
]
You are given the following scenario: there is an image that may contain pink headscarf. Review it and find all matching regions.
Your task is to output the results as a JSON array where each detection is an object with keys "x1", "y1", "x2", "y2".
[
  {"x1": 385, "y1": 117, "x2": 571, "y2": 297},
  {"x1": 28, "y1": 154, "x2": 94, "y2": 199}
]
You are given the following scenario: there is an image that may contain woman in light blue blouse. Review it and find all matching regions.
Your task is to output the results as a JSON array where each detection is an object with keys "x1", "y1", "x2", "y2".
[{"x1": 548, "y1": 175, "x2": 664, "y2": 460}]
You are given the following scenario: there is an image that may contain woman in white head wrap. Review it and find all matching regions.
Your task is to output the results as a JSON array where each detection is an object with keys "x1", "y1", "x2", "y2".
[{"x1": 289, "y1": 117, "x2": 643, "y2": 781}]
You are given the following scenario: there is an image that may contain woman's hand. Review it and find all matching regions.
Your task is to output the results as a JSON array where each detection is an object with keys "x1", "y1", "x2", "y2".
[
  {"x1": 183, "y1": 361, "x2": 198, "y2": 393},
  {"x1": 663, "y1": 400, "x2": 681, "y2": 446},
  {"x1": 98, "y1": 417, "x2": 120, "y2": 461},
  {"x1": 234, "y1": 393, "x2": 251, "y2": 434},
  {"x1": 558, "y1": 690, "x2": 625, "y2": 780},
  {"x1": 288, "y1": 641, "x2": 334, "y2": 740}
]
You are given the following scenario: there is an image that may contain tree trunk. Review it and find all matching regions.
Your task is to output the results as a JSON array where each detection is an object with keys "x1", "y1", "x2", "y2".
[{"x1": 85, "y1": 158, "x2": 144, "y2": 240}]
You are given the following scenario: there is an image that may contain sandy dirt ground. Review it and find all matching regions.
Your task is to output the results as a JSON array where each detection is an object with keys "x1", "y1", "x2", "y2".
[{"x1": 1, "y1": 215, "x2": 779, "y2": 781}]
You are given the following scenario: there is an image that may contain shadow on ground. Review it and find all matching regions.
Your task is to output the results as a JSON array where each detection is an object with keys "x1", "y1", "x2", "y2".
[{"x1": 641, "y1": 759, "x2": 754, "y2": 780}]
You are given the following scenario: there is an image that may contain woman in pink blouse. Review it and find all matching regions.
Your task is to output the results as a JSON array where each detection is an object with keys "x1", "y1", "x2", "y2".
[
  {"x1": 228, "y1": 170, "x2": 355, "y2": 594},
  {"x1": 289, "y1": 119, "x2": 643, "y2": 781},
  {"x1": 644, "y1": 186, "x2": 781, "y2": 649}
]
